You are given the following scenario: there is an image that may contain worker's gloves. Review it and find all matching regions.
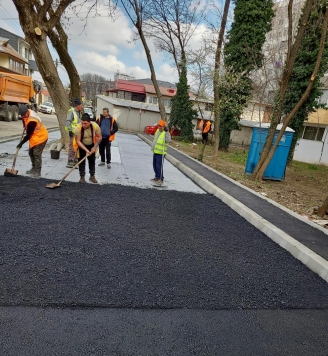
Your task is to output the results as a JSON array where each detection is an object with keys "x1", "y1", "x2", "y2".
[
  {"x1": 16, "y1": 142, "x2": 23, "y2": 149},
  {"x1": 164, "y1": 127, "x2": 168, "y2": 132},
  {"x1": 69, "y1": 131, "x2": 74, "y2": 138}
]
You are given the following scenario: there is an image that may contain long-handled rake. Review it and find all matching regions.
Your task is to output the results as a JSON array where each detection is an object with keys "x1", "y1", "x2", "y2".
[{"x1": 4, "y1": 129, "x2": 25, "y2": 177}]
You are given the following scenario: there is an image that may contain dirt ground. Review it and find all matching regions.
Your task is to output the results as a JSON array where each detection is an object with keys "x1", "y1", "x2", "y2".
[{"x1": 169, "y1": 139, "x2": 328, "y2": 226}]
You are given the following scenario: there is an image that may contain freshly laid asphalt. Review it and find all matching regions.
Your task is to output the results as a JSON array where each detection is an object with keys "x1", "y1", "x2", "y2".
[{"x1": 0, "y1": 130, "x2": 328, "y2": 355}]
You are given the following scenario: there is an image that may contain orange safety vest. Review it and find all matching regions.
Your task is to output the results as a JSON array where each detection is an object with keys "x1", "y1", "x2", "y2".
[
  {"x1": 203, "y1": 121, "x2": 211, "y2": 133},
  {"x1": 96, "y1": 115, "x2": 116, "y2": 142},
  {"x1": 73, "y1": 122, "x2": 100, "y2": 152},
  {"x1": 23, "y1": 110, "x2": 48, "y2": 148}
]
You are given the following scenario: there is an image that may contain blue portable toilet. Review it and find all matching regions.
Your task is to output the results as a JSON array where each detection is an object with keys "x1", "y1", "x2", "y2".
[{"x1": 245, "y1": 123, "x2": 295, "y2": 180}]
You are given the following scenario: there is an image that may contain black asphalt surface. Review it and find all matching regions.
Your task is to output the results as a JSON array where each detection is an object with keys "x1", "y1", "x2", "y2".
[
  {"x1": 1, "y1": 175, "x2": 328, "y2": 355},
  {"x1": 162, "y1": 141, "x2": 328, "y2": 261}
]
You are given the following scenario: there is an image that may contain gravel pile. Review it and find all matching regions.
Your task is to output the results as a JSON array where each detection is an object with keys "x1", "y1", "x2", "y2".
[{"x1": 1, "y1": 175, "x2": 328, "y2": 309}]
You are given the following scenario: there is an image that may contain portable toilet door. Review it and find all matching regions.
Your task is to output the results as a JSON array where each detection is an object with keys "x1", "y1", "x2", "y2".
[{"x1": 245, "y1": 124, "x2": 295, "y2": 180}]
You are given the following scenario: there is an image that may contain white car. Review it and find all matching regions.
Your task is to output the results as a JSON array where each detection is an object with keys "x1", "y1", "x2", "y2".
[
  {"x1": 39, "y1": 101, "x2": 56, "y2": 114},
  {"x1": 83, "y1": 107, "x2": 95, "y2": 121}
]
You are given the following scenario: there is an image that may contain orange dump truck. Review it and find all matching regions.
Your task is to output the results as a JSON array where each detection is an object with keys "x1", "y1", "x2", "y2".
[{"x1": 0, "y1": 72, "x2": 40, "y2": 122}]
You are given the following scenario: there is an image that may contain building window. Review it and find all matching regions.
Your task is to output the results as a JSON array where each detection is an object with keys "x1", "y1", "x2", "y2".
[
  {"x1": 25, "y1": 48, "x2": 29, "y2": 59},
  {"x1": 149, "y1": 96, "x2": 158, "y2": 104},
  {"x1": 163, "y1": 98, "x2": 171, "y2": 107},
  {"x1": 302, "y1": 126, "x2": 325, "y2": 141}
]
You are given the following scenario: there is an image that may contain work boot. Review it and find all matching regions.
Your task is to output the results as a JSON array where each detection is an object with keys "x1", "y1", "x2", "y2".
[
  {"x1": 66, "y1": 161, "x2": 75, "y2": 168},
  {"x1": 98, "y1": 162, "x2": 105, "y2": 166},
  {"x1": 26, "y1": 167, "x2": 36, "y2": 174},
  {"x1": 89, "y1": 175, "x2": 98, "y2": 184},
  {"x1": 30, "y1": 170, "x2": 41, "y2": 179},
  {"x1": 79, "y1": 176, "x2": 86, "y2": 183},
  {"x1": 150, "y1": 177, "x2": 158, "y2": 182}
]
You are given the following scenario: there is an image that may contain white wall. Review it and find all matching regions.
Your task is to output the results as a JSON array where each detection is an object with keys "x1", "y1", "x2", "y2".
[
  {"x1": 293, "y1": 139, "x2": 323, "y2": 164},
  {"x1": 96, "y1": 97, "x2": 167, "y2": 131},
  {"x1": 230, "y1": 127, "x2": 253, "y2": 146}
]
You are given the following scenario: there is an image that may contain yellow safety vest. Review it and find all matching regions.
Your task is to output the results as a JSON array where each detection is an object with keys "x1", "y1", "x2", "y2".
[
  {"x1": 153, "y1": 130, "x2": 168, "y2": 155},
  {"x1": 65, "y1": 108, "x2": 79, "y2": 132}
]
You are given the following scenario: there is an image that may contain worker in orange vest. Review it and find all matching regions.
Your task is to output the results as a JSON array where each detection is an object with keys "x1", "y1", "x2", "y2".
[
  {"x1": 17, "y1": 104, "x2": 49, "y2": 179},
  {"x1": 202, "y1": 119, "x2": 211, "y2": 144}
]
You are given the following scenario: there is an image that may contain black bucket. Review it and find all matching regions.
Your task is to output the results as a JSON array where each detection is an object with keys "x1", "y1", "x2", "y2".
[{"x1": 50, "y1": 150, "x2": 60, "y2": 159}]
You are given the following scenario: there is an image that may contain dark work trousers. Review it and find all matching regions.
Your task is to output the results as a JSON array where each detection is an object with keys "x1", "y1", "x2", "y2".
[
  {"x1": 78, "y1": 144, "x2": 96, "y2": 177},
  {"x1": 153, "y1": 153, "x2": 165, "y2": 181},
  {"x1": 29, "y1": 140, "x2": 47, "y2": 171},
  {"x1": 202, "y1": 132, "x2": 208, "y2": 144},
  {"x1": 99, "y1": 137, "x2": 111, "y2": 164}
]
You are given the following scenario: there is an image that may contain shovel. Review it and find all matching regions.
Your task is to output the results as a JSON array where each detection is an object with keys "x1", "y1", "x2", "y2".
[
  {"x1": 46, "y1": 140, "x2": 100, "y2": 189},
  {"x1": 4, "y1": 129, "x2": 25, "y2": 177},
  {"x1": 46, "y1": 154, "x2": 89, "y2": 189}
]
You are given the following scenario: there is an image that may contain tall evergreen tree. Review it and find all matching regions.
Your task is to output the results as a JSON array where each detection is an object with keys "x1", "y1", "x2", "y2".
[
  {"x1": 284, "y1": 0, "x2": 328, "y2": 163},
  {"x1": 219, "y1": 0, "x2": 274, "y2": 150},
  {"x1": 169, "y1": 53, "x2": 198, "y2": 140}
]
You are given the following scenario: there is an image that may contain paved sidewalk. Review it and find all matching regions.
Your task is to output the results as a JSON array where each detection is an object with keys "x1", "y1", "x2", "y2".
[{"x1": 0, "y1": 130, "x2": 204, "y2": 193}]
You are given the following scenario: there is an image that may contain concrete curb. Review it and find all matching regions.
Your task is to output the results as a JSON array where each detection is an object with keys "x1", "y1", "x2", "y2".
[
  {"x1": 139, "y1": 133, "x2": 328, "y2": 283},
  {"x1": 168, "y1": 141, "x2": 328, "y2": 236},
  {"x1": 0, "y1": 127, "x2": 59, "y2": 144}
]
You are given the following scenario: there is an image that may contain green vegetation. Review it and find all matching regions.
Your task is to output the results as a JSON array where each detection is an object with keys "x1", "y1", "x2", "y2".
[
  {"x1": 169, "y1": 53, "x2": 198, "y2": 140},
  {"x1": 285, "y1": 0, "x2": 328, "y2": 163},
  {"x1": 219, "y1": 0, "x2": 275, "y2": 150}
]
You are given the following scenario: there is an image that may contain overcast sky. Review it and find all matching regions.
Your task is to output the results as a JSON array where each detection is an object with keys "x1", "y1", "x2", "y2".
[{"x1": 0, "y1": 1, "x2": 215, "y2": 87}]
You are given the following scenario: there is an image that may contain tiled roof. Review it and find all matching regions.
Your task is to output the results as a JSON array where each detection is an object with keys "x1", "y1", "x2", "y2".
[
  {"x1": 144, "y1": 83, "x2": 177, "y2": 97},
  {"x1": 0, "y1": 37, "x2": 28, "y2": 63}
]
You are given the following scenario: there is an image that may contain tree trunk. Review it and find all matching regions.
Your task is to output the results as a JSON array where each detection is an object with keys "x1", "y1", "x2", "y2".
[
  {"x1": 213, "y1": 0, "x2": 231, "y2": 159},
  {"x1": 13, "y1": 0, "x2": 73, "y2": 146},
  {"x1": 134, "y1": 0, "x2": 167, "y2": 121},
  {"x1": 48, "y1": 23, "x2": 81, "y2": 101},
  {"x1": 316, "y1": 194, "x2": 328, "y2": 217},
  {"x1": 251, "y1": 0, "x2": 316, "y2": 180}
]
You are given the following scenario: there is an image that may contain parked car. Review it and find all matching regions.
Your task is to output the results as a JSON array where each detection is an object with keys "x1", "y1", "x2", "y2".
[
  {"x1": 144, "y1": 123, "x2": 158, "y2": 135},
  {"x1": 39, "y1": 101, "x2": 55, "y2": 114},
  {"x1": 83, "y1": 106, "x2": 96, "y2": 121},
  {"x1": 145, "y1": 124, "x2": 181, "y2": 136}
]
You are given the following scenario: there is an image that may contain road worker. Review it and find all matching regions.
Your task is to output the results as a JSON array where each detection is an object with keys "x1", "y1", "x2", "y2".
[
  {"x1": 74, "y1": 113, "x2": 102, "y2": 183},
  {"x1": 96, "y1": 107, "x2": 118, "y2": 169},
  {"x1": 150, "y1": 119, "x2": 171, "y2": 184},
  {"x1": 16, "y1": 104, "x2": 48, "y2": 179},
  {"x1": 201, "y1": 119, "x2": 212, "y2": 144},
  {"x1": 65, "y1": 98, "x2": 83, "y2": 168}
]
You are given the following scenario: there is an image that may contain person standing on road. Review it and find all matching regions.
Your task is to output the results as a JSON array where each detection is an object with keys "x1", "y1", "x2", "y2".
[
  {"x1": 16, "y1": 104, "x2": 48, "y2": 179},
  {"x1": 74, "y1": 113, "x2": 102, "y2": 183},
  {"x1": 96, "y1": 108, "x2": 118, "y2": 169},
  {"x1": 65, "y1": 98, "x2": 83, "y2": 168},
  {"x1": 201, "y1": 119, "x2": 211, "y2": 144},
  {"x1": 150, "y1": 119, "x2": 171, "y2": 184}
]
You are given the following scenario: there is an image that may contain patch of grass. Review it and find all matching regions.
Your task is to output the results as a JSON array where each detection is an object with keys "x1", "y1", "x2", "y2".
[
  {"x1": 220, "y1": 150, "x2": 248, "y2": 165},
  {"x1": 308, "y1": 164, "x2": 319, "y2": 170}
]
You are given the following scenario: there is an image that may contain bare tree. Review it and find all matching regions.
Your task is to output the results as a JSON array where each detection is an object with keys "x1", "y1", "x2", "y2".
[
  {"x1": 12, "y1": 0, "x2": 74, "y2": 145},
  {"x1": 212, "y1": 0, "x2": 231, "y2": 159},
  {"x1": 144, "y1": 0, "x2": 206, "y2": 77},
  {"x1": 118, "y1": 0, "x2": 167, "y2": 121}
]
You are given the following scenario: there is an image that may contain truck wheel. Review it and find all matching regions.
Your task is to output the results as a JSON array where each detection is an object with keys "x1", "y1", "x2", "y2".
[
  {"x1": 11, "y1": 105, "x2": 19, "y2": 121},
  {"x1": 4, "y1": 106, "x2": 13, "y2": 122}
]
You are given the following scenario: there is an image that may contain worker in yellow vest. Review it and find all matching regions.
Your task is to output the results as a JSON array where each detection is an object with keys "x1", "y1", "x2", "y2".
[
  {"x1": 65, "y1": 98, "x2": 83, "y2": 168},
  {"x1": 150, "y1": 119, "x2": 171, "y2": 184},
  {"x1": 17, "y1": 104, "x2": 48, "y2": 179}
]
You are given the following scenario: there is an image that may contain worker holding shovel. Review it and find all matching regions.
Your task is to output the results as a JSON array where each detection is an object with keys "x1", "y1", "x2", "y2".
[
  {"x1": 16, "y1": 104, "x2": 48, "y2": 179},
  {"x1": 150, "y1": 119, "x2": 171, "y2": 185},
  {"x1": 73, "y1": 113, "x2": 102, "y2": 183}
]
